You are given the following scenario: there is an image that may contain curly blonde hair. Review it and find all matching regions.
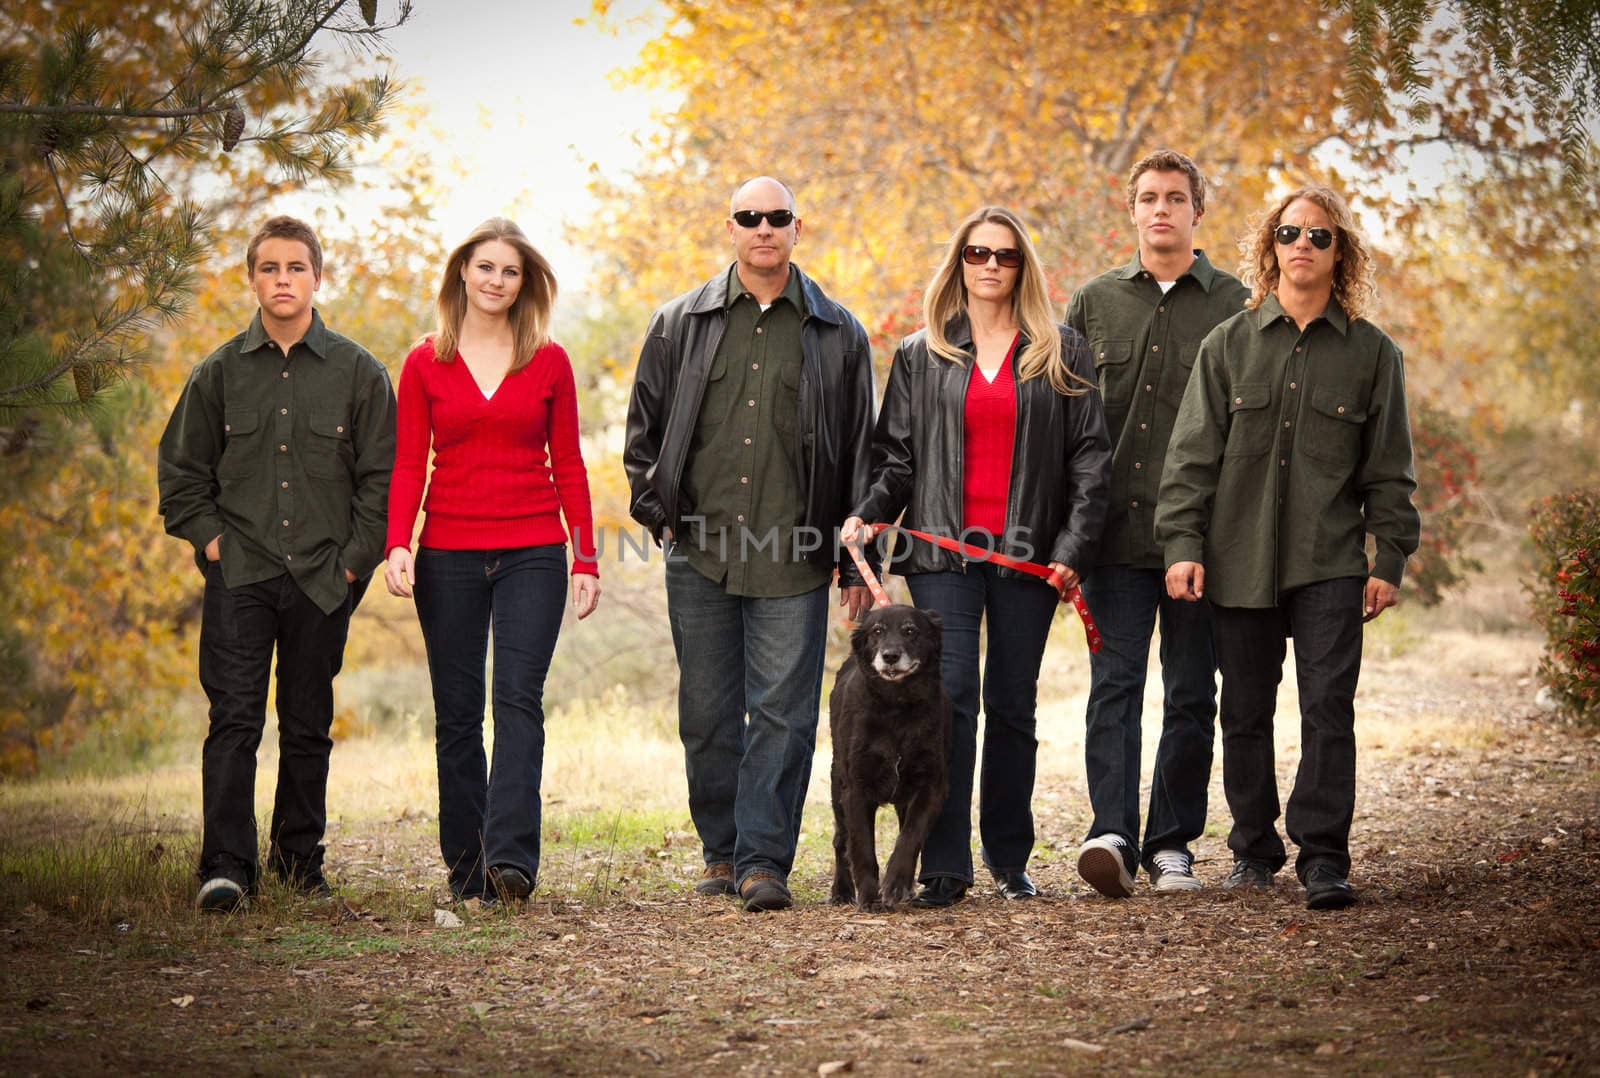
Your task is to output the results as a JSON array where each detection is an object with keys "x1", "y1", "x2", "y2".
[
  {"x1": 1241, "y1": 185, "x2": 1375, "y2": 320},
  {"x1": 433, "y1": 217, "x2": 557, "y2": 370},
  {"x1": 924, "y1": 206, "x2": 1091, "y2": 396}
]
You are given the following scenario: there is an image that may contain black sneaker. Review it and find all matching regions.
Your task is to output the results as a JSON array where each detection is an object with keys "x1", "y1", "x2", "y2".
[
  {"x1": 739, "y1": 873, "x2": 793, "y2": 913},
  {"x1": 488, "y1": 864, "x2": 534, "y2": 902},
  {"x1": 1303, "y1": 862, "x2": 1357, "y2": 910},
  {"x1": 196, "y1": 875, "x2": 247, "y2": 913},
  {"x1": 909, "y1": 878, "x2": 968, "y2": 909},
  {"x1": 1222, "y1": 859, "x2": 1275, "y2": 889}
]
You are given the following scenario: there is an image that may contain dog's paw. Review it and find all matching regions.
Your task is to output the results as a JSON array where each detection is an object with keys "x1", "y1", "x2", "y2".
[
  {"x1": 828, "y1": 886, "x2": 855, "y2": 906},
  {"x1": 853, "y1": 889, "x2": 882, "y2": 912},
  {"x1": 880, "y1": 876, "x2": 914, "y2": 909}
]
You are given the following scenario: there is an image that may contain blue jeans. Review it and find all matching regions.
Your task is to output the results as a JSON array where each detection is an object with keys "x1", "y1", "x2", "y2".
[
  {"x1": 1080, "y1": 564, "x2": 1217, "y2": 872},
  {"x1": 665, "y1": 557, "x2": 829, "y2": 886},
  {"x1": 414, "y1": 545, "x2": 568, "y2": 899},
  {"x1": 1211, "y1": 577, "x2": 1364, "y2": 879},
  {"x1": 906, "y1": 564, "x2": 1059, "y2": 883}
]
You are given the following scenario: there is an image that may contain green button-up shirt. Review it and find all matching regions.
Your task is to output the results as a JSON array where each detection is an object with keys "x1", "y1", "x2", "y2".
[
  {"x1": 157, "y1": 309, "x2": 397, "y2": 614},
  {"x1": 679, "y1": 265, "x2": 830, "y2": 597},
  {"x1": 1155, "y1": 294, "x2": 1420, "y2": 608},
  {"x1": 1066, "y1": 250, "x2": 1248, "y2": 569}
]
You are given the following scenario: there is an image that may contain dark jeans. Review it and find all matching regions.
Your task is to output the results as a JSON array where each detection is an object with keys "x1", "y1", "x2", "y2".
[
  {"x1": 197, "y1": 565, "x2": 356, "y2": 888},
  {"x1": 665, "y1": 557, "x2": 828, "y2": 887},
  {"x1": 414, "y1": 545, "x2": 568, "y2": 899},
  {"x1": 1080, "y1": 564, "x2": 1217, "y2": 871},
  {"x1": 1211, "y1": 576, "x2": 1365, "y2": 879},
  {"x1": 906, "y1": 564, "x2": 1059, "y2": 883}
]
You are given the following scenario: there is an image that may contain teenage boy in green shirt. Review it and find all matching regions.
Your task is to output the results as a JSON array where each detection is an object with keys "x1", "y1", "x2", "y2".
[
  {"x1": 158, "y1": 216, "x2": 395, "y2": 912},
  {"x1": 1157, "y1": 185, "x2": 1420, "y2": 910},
  {"x1": 1067, "y1": 149, "x2": 1249, "y2": 897}
]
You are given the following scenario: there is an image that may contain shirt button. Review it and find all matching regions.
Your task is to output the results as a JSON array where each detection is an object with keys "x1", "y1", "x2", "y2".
[
  {"x1": 1151, "y1": 345, "x2": 1159, "y2": 353},
  {"x1": 1336, "y1": 406, "x2": 1346, "y2": 414},
  {"x1": 740, "y1": 476, "x2": 749, "y2": 484},
  {"x1": 1098, "y1": 351, "x2": 1105, "y2": 359},
  {"x1": 748, "y1": 400, "x2": 756, "y2": 407},
  {"x1": 743, "y1": 437, "x2": 752, "y2": 446},
  {"x1": 1139, "y1": 423, "x2": 1148, "y2": 431},
  {"x1": 280, "y1": 407, "x2": 288, "y2": 415},
  {"x1": 752, "y1": 363, "x2": 759, "y2": 370},
  {"x1": 1289, "y1": 382, "x2": 1297, "y2": 390},
  {"x1": 282, "y1": 519, "x2": 290, "y2": 526},
  {"x1": 1133, "y1": 461, "x2": 1142, "y2": 470},
  {"x1": 755, "y1": 327, "x2": 764, "y2": 334},
  {"x1": 281, "y1": 371, "x2": 289, "y2": 378},
  {"x1": 1130, "y1": 500, "x2": 1140, "y2": 508},
  {"x1": 286, "y1": 553, "x2": 293, "y2": 561},
  {"x1": 1295, "y1": 346, "x2": 1303, "y2": 353},
  {"x1": 1280, "y1": 459, "x2": 1288, "y2": 467},
  {"x1": 279, "y1": 444, "x2": 288, "y2": 452},
  {"x1": 336, "y1": 425, "x2": 344, "y2": 433},
  {"x1": 1144, "y1": 384, "x2": 1153, "y2": 392},
  {"x1": 1284, "y1": 421, "x2": 1291, "y2": 429},
  {"x1": 1234, "y1": 397, "x2": 1243, "y2": 405},
  {"x1": 1158, "y1": 306, "x2": 1165, "y2": 313},
  {"x1": 737, "y1": 514, "x2": 745, "y2": 523},
  {"x1": 281, "y1": 480, "x2": 289, "y2": 488},
  {"x1": 224, "y1": 423, "x2": 231, "y2": 432}
]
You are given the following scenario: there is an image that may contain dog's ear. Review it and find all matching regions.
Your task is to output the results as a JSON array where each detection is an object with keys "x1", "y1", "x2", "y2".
[
  {"x1": 921, "y1": 609, "x2": 943, "y2": 647},
  {"x1": 849, "y1": 616, "x2": 871, "y2": 653}
]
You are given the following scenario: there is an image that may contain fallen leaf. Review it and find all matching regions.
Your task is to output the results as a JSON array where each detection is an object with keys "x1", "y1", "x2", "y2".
[
  {"x1": 1061, "y1": 1038, "x2": 1104, "y2": 1054},
  {"x1": 817, "y1": 1062, "x2": 853, "y2": 1076},
  {"x1": 433, "y1": 908, "x2": 463, "y2": 928},
  {"x1": 1414, "y1": 994, "x2": 1434, "y2": 1003},
  {"x1": 171, "y1": 995, "x2": 194, "y2": 1008},
  {"x1": 1315, "y1": 1042, "x2": 1337, "y2": 1055}
]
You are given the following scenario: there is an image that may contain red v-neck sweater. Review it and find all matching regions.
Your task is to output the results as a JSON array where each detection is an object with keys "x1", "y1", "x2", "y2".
[
  {"x1": 962, "y1": 342, "x2": 1017, "y2": 539},
  {"x1": 385, "y1": 337, "x2": 598, "y2": 575}
]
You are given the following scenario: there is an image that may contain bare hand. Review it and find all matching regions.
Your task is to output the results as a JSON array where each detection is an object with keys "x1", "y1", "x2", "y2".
[
  {"x1": 1048, "y1": 561, "x2": 1080, "y2": 594},
  {"x1": 344, "y1": 568, "x2": 357, "y2": 583},
  {"x1": 1166, "y1": 561, "x2": 1205, "y2": 601},
  {"x1": 841, "y1": 585, "x2": 872, "y2": 621},
  {"x1": 572, "y1": 574, "x2": 601, "y2": 620},
  {"x1": 204, "y1": 535, "x2": 221, "y2": 562},
  {"x1": 384, "y1": 547, "x2": 415, "y2": 598},
  {"x1": 839, "y1": 516, "x2": 865, "y2": 547},
  {"x1": 1363, "y1": 577, "x2": 1399, "y2": 622}
]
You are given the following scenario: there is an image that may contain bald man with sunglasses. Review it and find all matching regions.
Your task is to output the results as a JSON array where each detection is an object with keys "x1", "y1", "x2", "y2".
[
  {"x1": 623, "y1": 176, "x2": 875, "y2": 913},
  {"x1": 1157, "y1": 184, "x2": 1419, "y2": 911}
]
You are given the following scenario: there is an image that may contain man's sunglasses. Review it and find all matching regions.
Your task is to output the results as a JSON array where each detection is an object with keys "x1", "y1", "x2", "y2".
[
  {"x1": 961, "y1": 245, "x2": 1023, "y2": 268},
  {"x1": 731, "y1": 209, "x2": 795, "y2": 229},
  {"x1": 1273, "y1": 224, "x2": 1335, "y2": 250}
]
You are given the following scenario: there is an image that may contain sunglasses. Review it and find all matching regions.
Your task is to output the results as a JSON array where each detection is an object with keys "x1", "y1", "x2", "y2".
[
  {"x1": 961, "y1": 245, "x2": 1023, "y2": 268},
  {"x1": 731, "y1": 209, "x2": 795, "y2": 229},
  {"x1": 1274, "y1": 224, "x2": 1335, "y2": 250}
]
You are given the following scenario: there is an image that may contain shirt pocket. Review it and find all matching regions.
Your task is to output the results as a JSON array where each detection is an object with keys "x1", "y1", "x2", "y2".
[
  {"x1": 218, "y1": 409, "x2": 261, "y2": 478},
  {"x1": 774, "y1": 354, "x2": 804, "y2": 436},
  {"x1": 697, "y1": 347, "x2": 735, "y2": 428},
  {"x1": 305, "y1": 411, "x2": 354, "y2": 479},
  {"x1": 1090, "y1": 338, "x2": 1136, "y2": 406},
  {"x1": 1224, "y1": 382, "x2": 1273, "y2": 457},
  {"x1": 1160, "y1": 341, "x2": 1201, "y2": 409},
  {"x1": 1301, "y1": 386, "x2": 1367, "y2": 466}
]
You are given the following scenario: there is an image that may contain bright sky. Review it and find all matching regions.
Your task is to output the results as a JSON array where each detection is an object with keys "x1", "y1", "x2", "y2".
[{"x1": 330, "y1": 0, "x2": 664, "y2": 297}]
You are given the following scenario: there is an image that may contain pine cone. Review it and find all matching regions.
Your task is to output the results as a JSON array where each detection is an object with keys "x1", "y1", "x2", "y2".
[
  {"x1": 221, "y1": 103, "x2": 245, "y2": 152},
  {"x1": 72, "y1": 365, "x2": 94, "y2": 402},
  {"x1": 34, "y1": 122, "x2": 60, "y2": 158},
  {"x1": 360, "y1": 0, "x2": 377, "y2": 26}
]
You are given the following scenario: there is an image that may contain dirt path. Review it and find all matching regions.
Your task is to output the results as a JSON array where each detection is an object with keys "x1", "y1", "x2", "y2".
[{"x1": 3, "y1": 628, "x2": 1598, "y2": 1075}]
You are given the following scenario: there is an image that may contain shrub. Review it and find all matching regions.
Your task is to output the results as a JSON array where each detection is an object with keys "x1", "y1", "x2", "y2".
[
  {"x1": 1528, "y1": 488, "x2": 1600, "y2": 724},
  {"x1": 1407, "y1": 402, "x2": 1484, "y2": 606}
]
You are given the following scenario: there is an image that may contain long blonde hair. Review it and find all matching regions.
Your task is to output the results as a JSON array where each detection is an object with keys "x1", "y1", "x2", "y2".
[
  {"x1": 923, "y1": 206, "x2": 1090, "y2": 395},
  {"x1": 432, "y1": 217, "x2": 557, "y2": 369},
  {"x1": 1241, "y1": 185, "x2": 1376, "y2": 320}
]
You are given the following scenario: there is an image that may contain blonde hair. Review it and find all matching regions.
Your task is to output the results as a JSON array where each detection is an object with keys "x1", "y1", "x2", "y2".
[
  {"x1": 1241, "y1": 185, "x2": 1376, "y2": 320},
  {"x1": 923, "y1": 206, "x2": 1090, "y2": 396},
  {"x1": 432, "y1": 217, "x2": 557, "y2": 370}
]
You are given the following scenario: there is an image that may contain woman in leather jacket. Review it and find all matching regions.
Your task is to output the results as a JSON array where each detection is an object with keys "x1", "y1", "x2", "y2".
[{"x1": 842, "y1": 206, "x2": 1111, "y2": 907}]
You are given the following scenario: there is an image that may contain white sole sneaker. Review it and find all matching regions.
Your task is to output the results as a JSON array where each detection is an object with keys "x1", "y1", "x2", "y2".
[
  {"x1": 196, "y1": 876, "x2": 246, "y2": 913},
  {"x1": 1150, "y1": 869, "x2": 1204, "y2": 893},
  {"x1": 1076, "y1": 838, "x2": 1136, "y2": 898}
]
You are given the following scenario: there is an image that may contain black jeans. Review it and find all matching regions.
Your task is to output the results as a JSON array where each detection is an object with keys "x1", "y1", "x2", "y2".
[
  {"x1": 197, "y1": 566, "x2": 356, "y2": 887},
  {"x1": 906, "y1": 564, "x2": 1059, "y2": 883},
  {"x1": 414, "y1": 545, "x2": 567, "y2": 899},
  {"x1": 1080, "y1": 564, "x2": 1217, "y2": 871},
  {"x1": 1210, "y1": 576, "x2": 1365, "y2": 879}
]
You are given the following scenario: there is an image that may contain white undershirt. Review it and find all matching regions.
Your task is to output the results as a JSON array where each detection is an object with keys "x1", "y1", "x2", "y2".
[{"x1": 1157, "y1": 280, "x2": 1176, "y2": 294}]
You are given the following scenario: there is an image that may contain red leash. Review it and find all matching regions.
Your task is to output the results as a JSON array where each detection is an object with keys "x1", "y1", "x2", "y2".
[{"x1": 842, "y1": 524, "x2": 1102, "y2": 653}]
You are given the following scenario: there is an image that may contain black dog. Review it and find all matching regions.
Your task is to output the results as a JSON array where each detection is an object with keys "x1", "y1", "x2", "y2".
[{"x1": 828, "y1": 604, "x2": 951, "y2": 911}]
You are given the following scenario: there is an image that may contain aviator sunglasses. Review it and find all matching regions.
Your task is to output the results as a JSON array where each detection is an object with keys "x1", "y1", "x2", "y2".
[
  {"x1": 731, "y1": 209, "x2": 796, "y2": 228},
  {"x1": 1274, "y1": 224, "x2": 1335, "y2": 250},
  {"x1": 961, "y1": 245, "x2": 1024, "y2": 268}
]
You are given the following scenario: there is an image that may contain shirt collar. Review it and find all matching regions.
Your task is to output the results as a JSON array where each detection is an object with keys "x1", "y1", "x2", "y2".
[
  {"x1": 1115, "y1": 249, "x2": 1222, "y2": 292},
  {"x1": 241, "y1": 309, "x2": 329, "y2": 357},
  {"x1": 724, "y1": 263, "x2": 806, "y2": 314},
  {"x1": 1254, "y1": 293, "x2": 1350, "y2": 335}
]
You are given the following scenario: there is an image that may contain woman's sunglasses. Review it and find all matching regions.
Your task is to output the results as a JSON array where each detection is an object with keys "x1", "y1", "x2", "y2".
[
  {"x1": 961, "y1": 245, "x2": 1023, "y2": 268},
  {"x1": 731, "y1": 209, "x2": 795, "y2": 229},
  {"x1": 1274, "y1": 224, "x2": 1335, "y2": 250}
]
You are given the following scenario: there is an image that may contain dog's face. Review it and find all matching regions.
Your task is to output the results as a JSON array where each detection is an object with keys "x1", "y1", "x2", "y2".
[{"x1": 852, "y1": 605, "x2": 942, "y2": 683}]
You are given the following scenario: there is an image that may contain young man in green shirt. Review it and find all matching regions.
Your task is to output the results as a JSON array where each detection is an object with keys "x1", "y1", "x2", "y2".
[
  {"x1": 158, "y1": 216, "x2": 396, "y2": 912},
  {"x1": 1067, "y1": 149, "x2": 1249, "y2": 897},
  {"x1": 1157, "y1": 185, "x2": 1420, "y2": 910}
]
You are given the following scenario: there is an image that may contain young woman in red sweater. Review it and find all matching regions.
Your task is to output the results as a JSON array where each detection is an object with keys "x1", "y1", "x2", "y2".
[
  {"x1": 383, "y1": 218, "x2": 600, "y2": 904},
  {"x1": 842, "y1": 206, "x2": 1110, "y2": 908}
]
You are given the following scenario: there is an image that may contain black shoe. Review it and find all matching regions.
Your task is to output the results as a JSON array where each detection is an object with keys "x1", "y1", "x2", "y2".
[
  {"x1": 196, "y1": 875, "x2": 247, "y2": 913},
  {"x1": 992, "y1": 870, "x2": 1038, "y2": 900},
  {"x1": 909, "y1": 878, "x2": 968, "y2": 909},
  {"x1": 488, "y1": 864, "x2": 534, "y2": 902},
  {"x1": 739, "y1": 873, "x2": 793, "y2": 913},
  {"x1": 1223, "y1": 859, "x2": 1275, "y2": 889},
  {"x1": 1303, "y1": 862, "x2": 1357, "y2": 910}
]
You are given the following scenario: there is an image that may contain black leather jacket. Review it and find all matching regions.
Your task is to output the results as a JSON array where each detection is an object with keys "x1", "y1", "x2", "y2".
[
  {"x1": 623, "y1": 264, "x2": 877, "y2": 586},
  {"x1": 852, "y1": 315, "x2": 1112, "y2": 578}
]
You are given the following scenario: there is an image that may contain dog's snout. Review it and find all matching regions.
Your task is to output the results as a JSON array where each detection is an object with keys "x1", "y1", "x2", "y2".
[{"x1": 880, "y1": 649, "x2": 901, "y2": 665}]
